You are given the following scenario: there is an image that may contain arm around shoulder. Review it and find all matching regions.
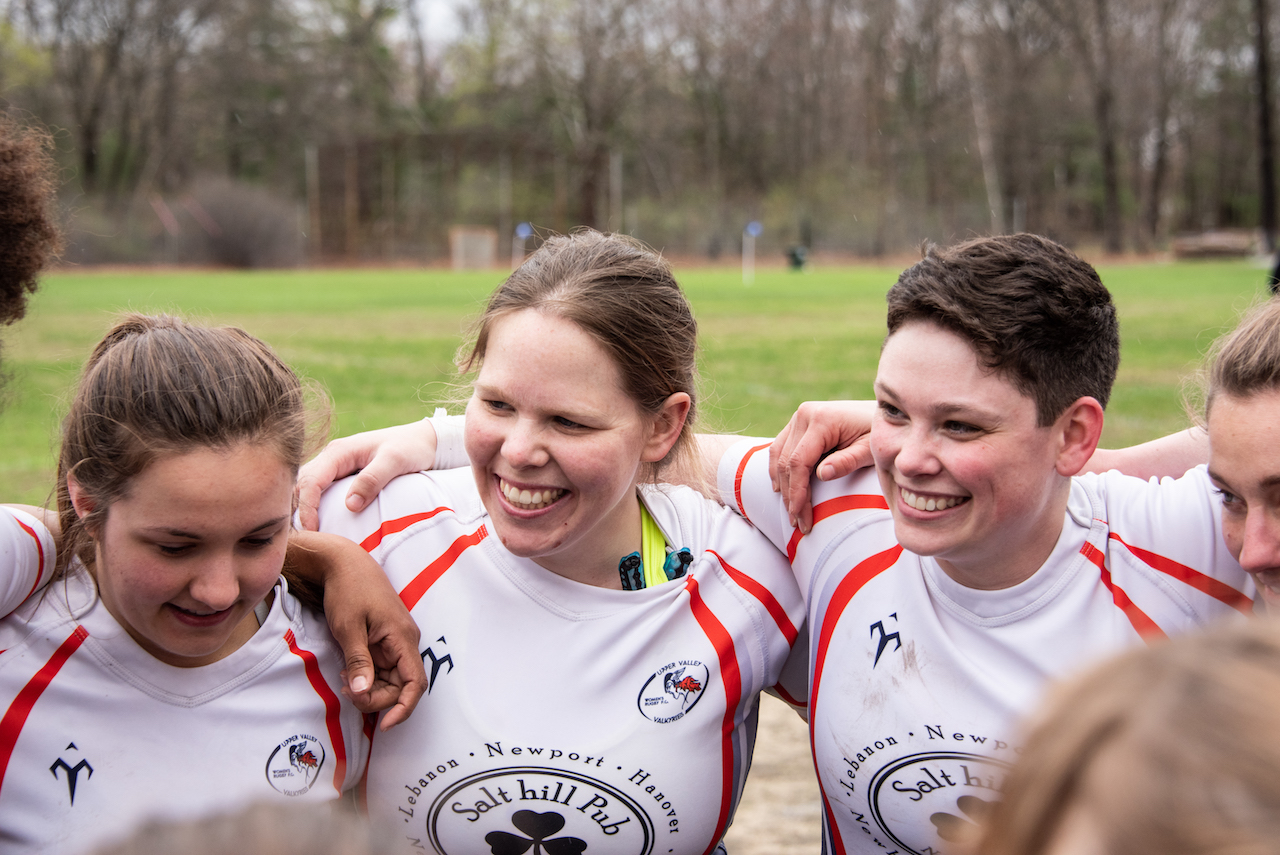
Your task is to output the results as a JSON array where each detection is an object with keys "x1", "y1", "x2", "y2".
[
  {"x1": 296, "y1": 417, "x2": 445, "y2": 531},
  {"x1": 1084, "y1": 427, "x2": 1208, "y2": 481},
  {"x1": 0, "y1": 505, "x2": 58, "y2": 616},
  {"x1": 284, "y1": 529, "x2": 427, "y2": 730}
]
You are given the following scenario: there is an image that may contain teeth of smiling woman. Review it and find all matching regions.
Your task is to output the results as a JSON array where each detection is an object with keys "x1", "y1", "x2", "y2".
[
  {"x1": 500, "y1": 479, "x2": 564, "y2": 510},
  {"x1": 900, "y1": 488, "x2": 964, "y2": 512}
]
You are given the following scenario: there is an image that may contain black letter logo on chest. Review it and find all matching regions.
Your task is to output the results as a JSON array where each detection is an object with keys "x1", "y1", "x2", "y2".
[
  {"x1": 421, "y1": 636, "x2": 455, "y2": 693},
  {"x1": 870, "y1": 613, "x2": 901, "y2": 668},
  {"x1": 50, "y1": 743, "x2": 93, "y2": 806}
]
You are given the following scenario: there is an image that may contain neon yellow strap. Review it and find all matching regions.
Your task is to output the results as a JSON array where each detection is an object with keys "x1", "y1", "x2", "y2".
[{"x1": 640, "y1": 503, "x2": 669, "y2": 589}]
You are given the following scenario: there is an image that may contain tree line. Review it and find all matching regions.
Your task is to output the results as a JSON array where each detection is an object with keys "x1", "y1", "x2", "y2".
[{"x1": 0, "y1": 0, "x2": 1271, "y2": 262}]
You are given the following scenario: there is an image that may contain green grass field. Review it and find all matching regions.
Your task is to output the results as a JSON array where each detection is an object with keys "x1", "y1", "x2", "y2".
[{"x1": 0, "y1": 259, "x2": 1268, "y2": 505}]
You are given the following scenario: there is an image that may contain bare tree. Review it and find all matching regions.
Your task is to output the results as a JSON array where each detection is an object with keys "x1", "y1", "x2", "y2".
[
  {"x1": 1256, "y1": 0, "x2": 1277, "y2": 251},
  {"x1": 1036, "y1": 0, "x2": 1125, "y2": 252},
  {"x1": 23, "y1": 0, "x2": 139, "y2": 193},
  {"x1": 524, "y1": 0, "x2": 666, "y2": 228},
  {"x1": 1, "y1": 0, "x2": 1273, "y2": 259},
  {"x1": 402, "y1": 0, "x2": 437, "y2": 125}
]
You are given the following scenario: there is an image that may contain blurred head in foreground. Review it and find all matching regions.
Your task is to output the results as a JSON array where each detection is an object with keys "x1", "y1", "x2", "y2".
[
  {"x1": 91, "y1": 801, "x2": 396, "y2": 855},
  {"x1": 973, "y1": 619, "x2": 1280, "y2": 855}
]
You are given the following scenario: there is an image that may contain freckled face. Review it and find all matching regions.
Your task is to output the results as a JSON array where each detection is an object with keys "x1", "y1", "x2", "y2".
[
  {"x1": 1207, "y1": 389, "x2": 1280, "y2": 611},
  {"x1": 464, "y1": 310, "x2": 668, "y2": 586},
  {"x1": 870, "y1": 321, "x2": 1070, "y2": 589},
  {"x1": 80, "y1": 443, "x2": 293, "y2": 667}
]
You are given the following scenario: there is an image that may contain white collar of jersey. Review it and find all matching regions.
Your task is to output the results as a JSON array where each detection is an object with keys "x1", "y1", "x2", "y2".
[{"x1": 921, "y1": 507, "x2": 1091, "y2": 623}]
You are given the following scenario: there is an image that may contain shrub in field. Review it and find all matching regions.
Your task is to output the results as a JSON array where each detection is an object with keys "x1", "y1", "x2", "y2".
[
  {"x1": 182, "y1": 177, "x2": 303, "y2": 268},
  {"x1": 62, "y1": 180, "x2": 303, "y2": 268},
  {"x1": 62, "y1": 205, "x2": 155, "y2": 265}
]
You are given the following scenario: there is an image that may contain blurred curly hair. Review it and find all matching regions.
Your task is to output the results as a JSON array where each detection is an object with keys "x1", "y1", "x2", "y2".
[{"x1": 0, "y1": 114, "x2": 62, "y2": 325}]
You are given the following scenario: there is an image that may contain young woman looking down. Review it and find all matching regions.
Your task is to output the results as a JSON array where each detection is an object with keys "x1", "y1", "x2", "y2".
[{"x1": 0, "y1": 316, "x2": 420, "y2": 854}]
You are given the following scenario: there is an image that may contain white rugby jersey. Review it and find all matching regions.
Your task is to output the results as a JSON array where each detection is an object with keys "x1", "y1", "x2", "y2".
[
  {"x1": 0, "y1": 568, "x2": 369, "y2": 855},
  {"x1": 317, "y1": 467, "x2": 806, "y2": 855},
  {"x1": 718, "y1": 440, "x2": 1255, "y2": 855},
  {"x1": 0, "y1": 508, "x2": 53, "y2": 617}
]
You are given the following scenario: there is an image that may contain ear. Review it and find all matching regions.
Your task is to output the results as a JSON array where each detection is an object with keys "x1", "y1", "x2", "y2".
[
  {"x1": 641, "y1": 392, "x2": 693, "y2": 464},
  {"x1": 66, "y1": 472, "x2": 98, "y2": 523},
  {"x1": 1052, "y1": 396, "x2": 1106, "y2": 477}
]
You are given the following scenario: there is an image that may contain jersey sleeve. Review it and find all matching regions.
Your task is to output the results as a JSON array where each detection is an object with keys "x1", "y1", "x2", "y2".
[
  {"x1": 1090, "y1": 465, "x2": 1255, "y2": 614},
  {"x1": 716, "y1": 437, "x2": 891, "y2": 591},
  {"x1": 659, "y1": 482, "x2": 806, "y2": 696},
  {"x1": 294, "y1": 603, "x2": 374, "y2": 792},
  {"x1": 767, "y1": 625, "x2": 810, "y2": 721},
  {"x1": 715, "y1": 438, "x2": 793, "y2": 553},
  {"x1": 710, "y1": 524, "x2": 805, "y2": 708},
  {"x1": 314, "y1": 474, "x2": 383, "y2": 552},
  {"x1": 315, "y1": 470, "x2": 468, "y2": 563},
  {"x1": 0, "y1": 508, "x2": 55, "y2": 618}
]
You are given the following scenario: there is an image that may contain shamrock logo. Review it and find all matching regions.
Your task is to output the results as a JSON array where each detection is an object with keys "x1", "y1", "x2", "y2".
[
  {"x1": 485, "y1": 810, "x2": 588, "y2": 855},
  {"x1": 930, "y1": 794, "x2": 996, "y2": 842}
]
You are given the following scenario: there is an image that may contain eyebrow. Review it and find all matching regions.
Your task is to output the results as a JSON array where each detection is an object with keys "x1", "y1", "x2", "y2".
[
  {"x1": 472, "y1": 384, "x2": 612, "y2": 422},
  {"x1": 141, "y1": 516, "x2": 290, "y2": 540},
  {"x1": 874, "y1": 380, "x2": 1001, "y2": 421},
  {"x1": 1208, "y1": 470, "x2": 1280, "y2": 491}
]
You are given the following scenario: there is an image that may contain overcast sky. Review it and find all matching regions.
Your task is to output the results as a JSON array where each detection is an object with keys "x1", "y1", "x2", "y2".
[{"x1": 414, "y1": 0, "x2": 461, "y2": 47}]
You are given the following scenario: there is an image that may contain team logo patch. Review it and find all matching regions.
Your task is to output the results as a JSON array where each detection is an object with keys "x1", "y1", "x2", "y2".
[
  {"x1": 866, "y1": 751, "x2": 1009, "y2": 854},
  {"x1": 425, "y1": 768, "x2": 654, "y2": 855},
  {"x1": 636, "y1": 660, "x2": 709, "y2": 723},
  {"x1": 265, "y1": 734, "x2": 326, "y2": 796}
]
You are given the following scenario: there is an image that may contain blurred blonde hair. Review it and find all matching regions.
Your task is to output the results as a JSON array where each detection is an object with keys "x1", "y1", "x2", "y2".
[
  {"x1": 91, "y1": 801, "x2": 396, "y2": 855},
  {"x1": 973, "y1": 619, "x2": 1280, "y2": 855}
]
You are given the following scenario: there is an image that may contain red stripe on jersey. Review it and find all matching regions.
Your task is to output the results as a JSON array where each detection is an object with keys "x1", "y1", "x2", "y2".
[
  {"x1": 684, "y1": 576, "x2": 744, "y2": 855},
  {"x1": 810, "y1": 545, "x2": 902, "y2": 855},
  {"x1": 785, "y1": 493, "x2": 890, "y2": 563},
  {"x1": 13, "y1": 518, "x2": 48, "y2": 600},
  {"x1": 1080, "y1": 542, "x2": 1166, "y2": 640},
  {"x1": 771, "y1": 682, "x2": 807, "y2": 709},
  {"x1": 1108, "y1": 532, "x2": 1253, "y2": 615},
  {"x1": 0, "y1": 625, "x2": 88, "y2": 795},
  {"x1": 709, "y1": 549, "x2": 798, "y2": 645},
  {"x1": 733, "y1": 444, "x2": 771, "y2": 518},
  {"x1": 399, "y1": 525, "x2": 488, "y2": 610},
  {"x1": 361, "y1": 508, "x2": 451, "y2": 552},
  {"x1": 285, "y1": 629, "x2": 349, "y2": 795},
  {"x1": 357, "y1": 714, "x2": 378, "y2": 813}
]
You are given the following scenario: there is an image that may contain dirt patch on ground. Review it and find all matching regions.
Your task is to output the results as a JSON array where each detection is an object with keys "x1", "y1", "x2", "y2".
[{"x1": 722, "y1": 694, "x2": 822, "y2": 854}]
